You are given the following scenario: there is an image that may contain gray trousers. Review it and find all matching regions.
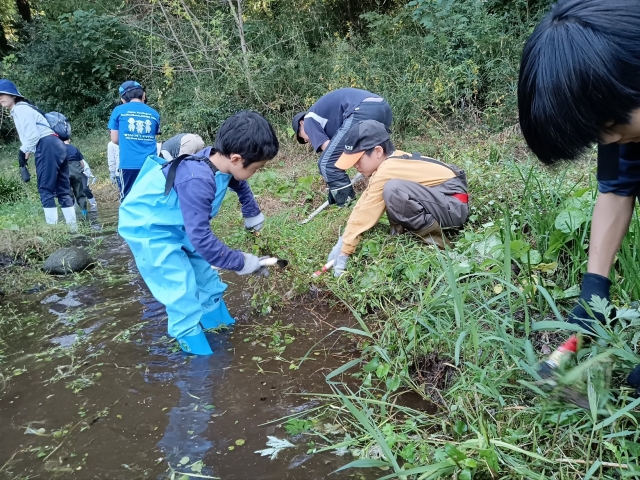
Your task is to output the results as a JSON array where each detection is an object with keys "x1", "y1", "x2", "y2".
[
  {"x1": 68, "y1": 161, "x2": 87, "y2": 211},
  {"x1": 383, "y1": 179, "x2": 468, "y2": 231}
]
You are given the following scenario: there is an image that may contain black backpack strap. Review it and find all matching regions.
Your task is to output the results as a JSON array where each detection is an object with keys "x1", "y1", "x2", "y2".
[
  {"x1": 164, "y1": 154, "x2": 218, "y2": 196},
  {"x1": 18, "y1": 101, "x2": 51, "y2": 129}
]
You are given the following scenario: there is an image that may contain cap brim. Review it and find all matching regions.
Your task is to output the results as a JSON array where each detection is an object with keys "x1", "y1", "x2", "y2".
[{"x1": 335, "y1": 151, "x2": 364, "y2": 170}]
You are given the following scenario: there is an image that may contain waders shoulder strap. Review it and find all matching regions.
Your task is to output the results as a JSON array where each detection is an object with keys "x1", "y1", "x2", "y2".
[{"x1": 164, "y1": 154, "x2": 218, "y2": 195}]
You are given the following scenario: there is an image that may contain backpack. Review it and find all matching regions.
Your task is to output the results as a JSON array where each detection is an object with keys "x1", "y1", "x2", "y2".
[
  {"x1": 20, "y1": 102, "x2": 72, "y2": 141},
  {"x1": 44, "y1": 112, "x2": 71, "y2": 141}
]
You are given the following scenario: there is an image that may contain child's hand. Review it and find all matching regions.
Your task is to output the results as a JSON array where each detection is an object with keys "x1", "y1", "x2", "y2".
[
  {"x1": 236, "y1": 253, "x2": 269, "y2": 277},
  {"x1": 244, "y1": 213, "x2": 265, "y2": 232},
  {"x1": 334, "y1": 254, "x2": 349, "y2": 277}
]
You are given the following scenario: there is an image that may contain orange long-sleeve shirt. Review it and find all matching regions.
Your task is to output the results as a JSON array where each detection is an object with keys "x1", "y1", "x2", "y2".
[{"x1": 341, "y1": 150, "x2": 456, "y2": 255}]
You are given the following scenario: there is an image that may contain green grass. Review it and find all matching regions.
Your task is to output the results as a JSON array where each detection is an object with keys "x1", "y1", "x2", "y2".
[
  {"x1": 212, "y1": 127, "x2": 640, "y2": 478},
  {"x1": 0, "y1": 131, "x2": 121, "y2": 295},
  {"x1": 1, "y1": 125, "x2": 639, "y2": 478}
]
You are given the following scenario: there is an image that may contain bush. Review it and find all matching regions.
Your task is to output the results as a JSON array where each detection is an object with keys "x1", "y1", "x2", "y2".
[
  {"x1": 0, "y1": 175, "x2": 23, "y2": 204},
  {"x1": 6, "y1": 10, "x2": 132, "y2": 130}
]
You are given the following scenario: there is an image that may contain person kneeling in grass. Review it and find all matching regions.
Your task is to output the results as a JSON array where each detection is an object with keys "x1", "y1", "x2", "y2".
[
  {"x1": 118, "y1": 111, "x2": 277, "y2": 355},
  {"x1": 326, "y1": 120, "x2": 469, "y2": 277}
]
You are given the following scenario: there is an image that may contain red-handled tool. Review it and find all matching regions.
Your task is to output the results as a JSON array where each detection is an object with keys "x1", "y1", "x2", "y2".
[
  {"x1": 312, "y1": 259, "x2": 335, "y2": 277},
  {"x1": 538, "y1": 335, "x2": 578, "y2": 379}
]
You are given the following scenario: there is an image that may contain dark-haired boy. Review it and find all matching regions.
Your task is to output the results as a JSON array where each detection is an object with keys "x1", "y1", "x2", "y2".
[
  {"x1": 325, "y1": 120, "x2": 468, "y2": 276},
  {"x1": 118, "y1": 111, "x2": 279, "y2": 355},
  {"x1": 292, "y1": 88, "x2": 392, "y2": 207},
  {"x1": 108, "y1": 80, "x2": 160, "y2": 199},
  {"x1": 518, "y1": 0, "x2": 640, "y2": 392}
]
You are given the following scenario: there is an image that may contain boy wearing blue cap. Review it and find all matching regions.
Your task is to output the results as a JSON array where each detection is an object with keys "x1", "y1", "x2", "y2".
[{"x1": 108, "y1": 81, "x2": 160, "y2": 199}]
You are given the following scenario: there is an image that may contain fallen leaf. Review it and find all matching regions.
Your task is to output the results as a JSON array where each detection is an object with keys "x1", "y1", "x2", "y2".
[
  {"x1": 235, "y1": 439, "x2": 245, "y2": 446},
  {"x1": 179, "y1": 456, "x2": 190, "y2": 465}
]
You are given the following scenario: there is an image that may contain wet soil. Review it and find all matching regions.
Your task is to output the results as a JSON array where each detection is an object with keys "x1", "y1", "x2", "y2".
[{"x1": 0, "y1": 205, "x2": 371, "y2": 480}]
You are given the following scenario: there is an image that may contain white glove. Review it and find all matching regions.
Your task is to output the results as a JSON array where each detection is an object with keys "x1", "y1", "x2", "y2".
[
  {"x1": 327, "y1": 237, "x2": 344, "y2": 264},
  {"x1": 83, "y1": 165, "x2": 96, "y2": 184},
  {"x1": 334, "y1": 254, "x2": 349, "y2": 277},
  {"x1": 109, "y1": 171, "x2": 118, "y2": 185},
  {"x1": 244, "y1": 213, "x2": 265, "y2": 232},
  {"x1": 236, "y1": 253, "x2": 269, "y2": 277}
]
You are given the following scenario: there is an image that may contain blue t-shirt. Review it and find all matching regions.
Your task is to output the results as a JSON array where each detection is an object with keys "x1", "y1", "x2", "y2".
[
  {"x1": 108, "y1": 102, "x2": 160, "y2": 169},
  {"x1": 304, "y1": 88, "x2": 379, "y2": 152}
]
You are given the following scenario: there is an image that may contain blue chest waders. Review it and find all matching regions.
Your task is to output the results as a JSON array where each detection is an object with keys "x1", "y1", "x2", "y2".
[{"x1": 118, "y1": 155, "x2": 235, "y2": 355}]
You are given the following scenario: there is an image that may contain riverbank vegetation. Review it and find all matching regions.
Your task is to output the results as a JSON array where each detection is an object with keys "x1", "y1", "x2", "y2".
[{"x1": 1, "y1": 0, "x2": 639, "y2": 477}]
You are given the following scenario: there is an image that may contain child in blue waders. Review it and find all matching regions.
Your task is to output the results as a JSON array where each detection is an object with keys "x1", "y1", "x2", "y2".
[{"x1": 118, "y1": 111, "x2": 278, "y2": 355}]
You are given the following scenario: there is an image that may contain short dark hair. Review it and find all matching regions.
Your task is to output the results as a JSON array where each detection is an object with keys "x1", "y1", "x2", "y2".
[
  {"x1": 121, "y1": 87, "x2": 145, "y2": 103},
  {"x1": 365, "y1": 139, "x2": 394, "y2": 157},
  {"x1": 213, "y1": 110, "x2": 279, "y2": 166},
  {"x1": 518, "y1": 0, "x2": 640, "y2": 164}
]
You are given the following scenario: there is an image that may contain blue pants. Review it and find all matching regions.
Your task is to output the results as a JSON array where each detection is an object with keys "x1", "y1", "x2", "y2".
[
  {"x1": 34, "y1": 135, "x2": 74, "y2": 208},
  {"x1": 318, "y1": 99, "x2": 393, "y2": 189},
  {"x1": 120, "y1": 168, "x2": 141, "y2": 200}
]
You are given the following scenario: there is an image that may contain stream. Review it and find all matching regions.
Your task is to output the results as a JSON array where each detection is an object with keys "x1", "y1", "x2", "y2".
[{"x1": 0, "y1": 205, "x2": 371, "y2": 479}]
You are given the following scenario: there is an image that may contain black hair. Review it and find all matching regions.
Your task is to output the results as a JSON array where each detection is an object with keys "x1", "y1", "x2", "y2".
[
  {"x1": 212, "y1": 110, "x2": 279, "y2": 166},
  {"x1": 364, "y1": 139, "x2": 395, "y2": 157},
  {"x1": 518, "y1": 0, "x2": 640, "y2": 164},
  {"x1": 121, "y1": 87, "x2": 145, "y2": 103}
]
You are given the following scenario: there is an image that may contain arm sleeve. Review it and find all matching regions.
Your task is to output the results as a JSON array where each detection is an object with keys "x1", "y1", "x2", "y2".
[
  {"x1": 107, "y1": 144, "x2": 117, "y2": 172},
  {"x1": 341, "y1": 172, "x2": 388, "y2": 255},
  {"x1": 13, "y1": 107, "x2": 41, "y2": 154},
  {"x1": 305, "y1": 117, "x2": 331, "y2": 152},
  {"x1": 228, "y1": 177, "x2": 261, "y2": 218},
  {"x1": 174, "y1": 177, "x2": 245, "y2": 270},
  {"x1": 107, "y1": 110, "x2": 119, "y2": 131}
]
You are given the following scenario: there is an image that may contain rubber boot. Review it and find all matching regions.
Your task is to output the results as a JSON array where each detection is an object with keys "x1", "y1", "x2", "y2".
[
  {"x1": 178, "y1": 330, "x2": 213, "y2": 355},
  {"x1": 61, "y1": 207, "x2": 78, "y2": 233},
  {"x1": 200, "y1": 299, "x2": 235, "y2": 330},
  {"x1": 412, "y1": 220, "x2": 451, "y2": 249},
  {"x1": 43, "y1": 207, "x2": 58, "y2": 225}
]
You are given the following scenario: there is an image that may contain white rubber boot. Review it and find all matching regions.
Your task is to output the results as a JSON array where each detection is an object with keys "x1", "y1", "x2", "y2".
[
  {"x1": 61, "y1": 207, "x2": 78, "y2": 233},
  {"x1": 43, "y1": 207, "x2": 58, "y2": 225}
]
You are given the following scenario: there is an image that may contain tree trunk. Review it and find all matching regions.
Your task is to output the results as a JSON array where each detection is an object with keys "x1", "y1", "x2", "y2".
[
  {"x1": 0, "y1": 23, "x2": 8, "y2": 55},
  {"x1": 227, "y1": 0, "x2": 253, "y2": 93},
  {"x1": 15, "y1": 0, "x2": 31, "y2": 22}
]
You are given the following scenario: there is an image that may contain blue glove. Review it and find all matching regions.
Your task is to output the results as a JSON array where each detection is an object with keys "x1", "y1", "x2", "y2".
[
  {"x1": 628, "y1": 364, "x2": 640, "y2": 396},
  {"x1": 245, "y1": 213, "x2": 265, "y2": 232},
  {"x1": 327, "y1": 237, "x2": 344, "y2": 264},
  {"x1": 568, "y1": 273, "x2": 614, "y2": 332},
  {"x1": 236, "y1": 253, "x2": 269, "y2": 277},
  {"x1": 334, "y1": 254, "x2": 349, "y2": 277}
]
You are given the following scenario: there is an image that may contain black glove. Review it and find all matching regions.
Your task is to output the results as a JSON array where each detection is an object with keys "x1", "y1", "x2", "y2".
[
  {"x1": 20, "y1": 166, "x2": 30, "y2": 183},
  {"x1": 327, "y1": 183, "x2": 356, "y2": 207},
  {"x1": 18, "y1": 150, "x2": 27, "y2": 168},
  {"x1": 568, "y1": 273, "x2": 614, "y2": 332},
  {"x1": 627, "y1": 364, "x2": 640, "y2": 397}
]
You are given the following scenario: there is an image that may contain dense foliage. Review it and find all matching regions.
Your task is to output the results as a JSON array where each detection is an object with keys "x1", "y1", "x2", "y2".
[{"x1": 0, "y1": 0, "x2": 553, "y2": 139}]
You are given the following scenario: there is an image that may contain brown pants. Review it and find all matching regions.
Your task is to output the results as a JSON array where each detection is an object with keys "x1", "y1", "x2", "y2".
[{"x1": 383, "y1": 179, "x2": 468, "y2": 231}]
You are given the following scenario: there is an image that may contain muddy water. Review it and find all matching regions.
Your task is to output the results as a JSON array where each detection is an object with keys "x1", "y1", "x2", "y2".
[{"x1": 0, "y1": 205, "x2": 371, "y2": 480}]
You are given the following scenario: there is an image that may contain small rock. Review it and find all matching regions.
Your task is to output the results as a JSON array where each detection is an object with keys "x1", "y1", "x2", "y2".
[{"x1": 43, "y1": 247, "x2": 93, "y2": 275}]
